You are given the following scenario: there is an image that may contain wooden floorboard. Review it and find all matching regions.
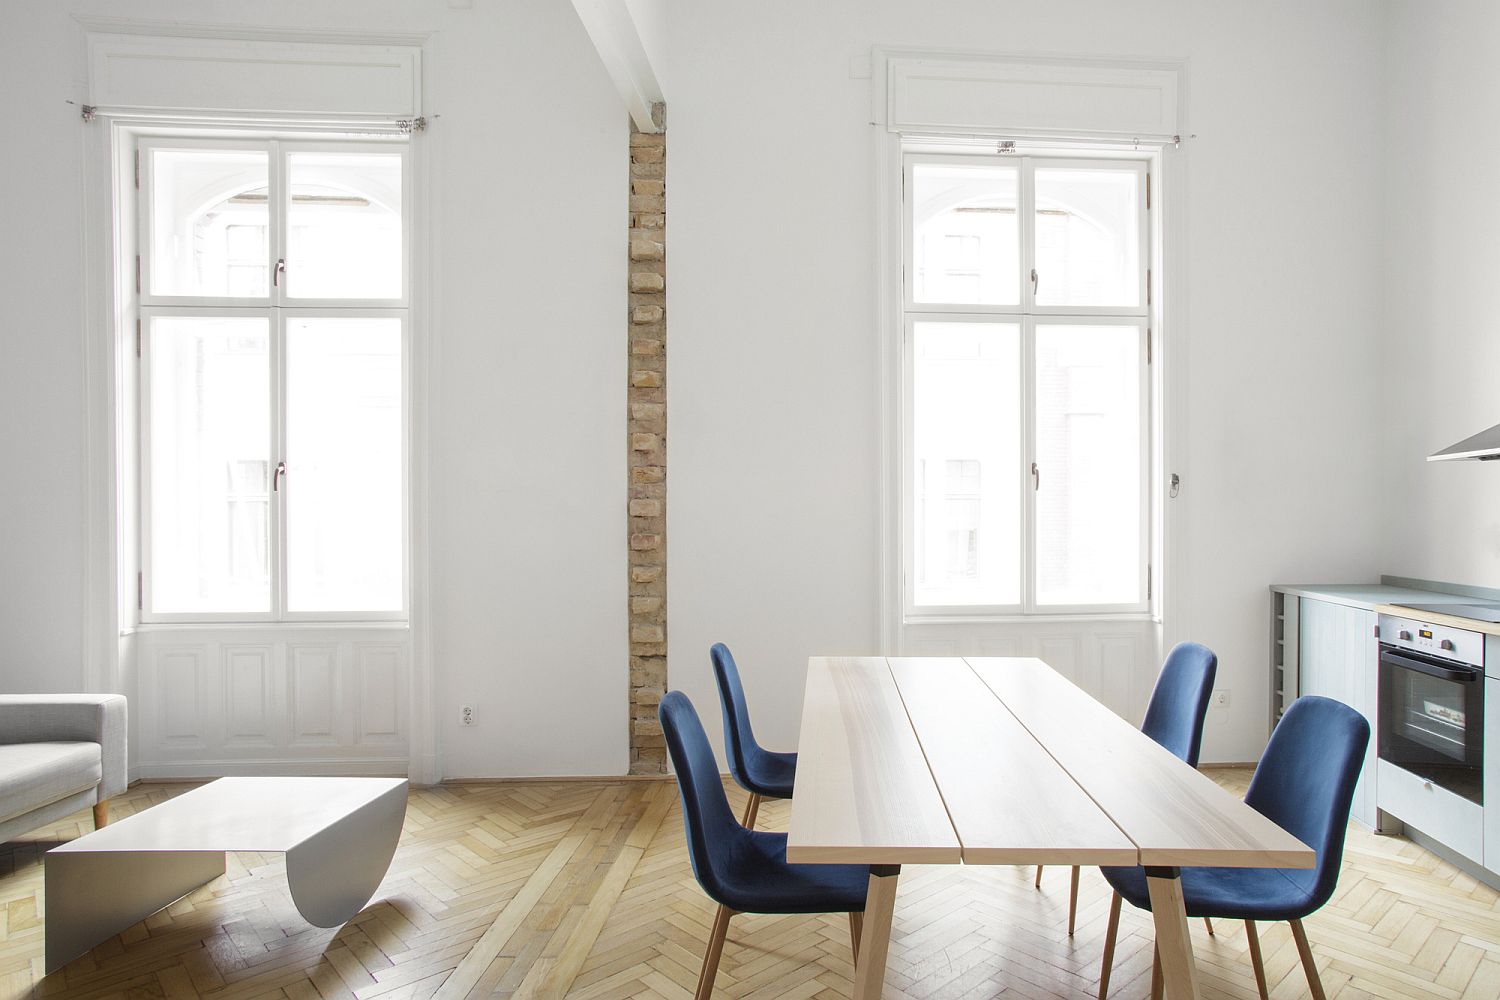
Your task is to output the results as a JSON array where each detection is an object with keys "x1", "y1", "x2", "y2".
[{"x1": 1, "y1": 770, "x2": 1498, "y2": 998}]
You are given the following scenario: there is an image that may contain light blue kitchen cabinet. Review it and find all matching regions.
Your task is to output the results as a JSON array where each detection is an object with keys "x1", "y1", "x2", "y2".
[{"x1": 1297, "y1": 598, "x2": 1379, "y2": 828}]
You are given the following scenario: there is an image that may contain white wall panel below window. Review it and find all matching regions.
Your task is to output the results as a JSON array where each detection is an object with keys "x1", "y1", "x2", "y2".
[{"x1": 135, "y1": 628, "x2": 409, "y2": 778}]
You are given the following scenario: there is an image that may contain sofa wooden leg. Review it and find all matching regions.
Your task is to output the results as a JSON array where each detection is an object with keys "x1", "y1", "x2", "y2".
[{"x1": 93, "y1": 800, "x2": 109, "y2": 829}]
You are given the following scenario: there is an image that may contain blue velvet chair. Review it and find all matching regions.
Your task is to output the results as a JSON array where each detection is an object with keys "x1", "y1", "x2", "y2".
[
  {"x1": 710, "y1": 642, "x2": 797, "y2": 829},
  {"x1": 660, "y1": 691, "x2": 869, "y2": 1000},
  {"x1": 1038, "y1": 641, "x2": 1219, "y2": 935},
  {"x1": 1096, "y1": 695, "x2": 1369, "y2": 1000}
]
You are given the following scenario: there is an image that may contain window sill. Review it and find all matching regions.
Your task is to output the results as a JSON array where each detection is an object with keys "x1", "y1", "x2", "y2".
[
  {"x1": 903, "y1": 612, "x2": 1159, "y2": 627},
  {"x1": 126, "y1": 620, "x2": 410, "y2": 636}
]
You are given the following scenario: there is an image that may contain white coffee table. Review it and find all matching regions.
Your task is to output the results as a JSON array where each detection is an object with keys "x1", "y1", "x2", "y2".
[{"x1": 45, "y1": 776, "x2": 408, "y2": 973}]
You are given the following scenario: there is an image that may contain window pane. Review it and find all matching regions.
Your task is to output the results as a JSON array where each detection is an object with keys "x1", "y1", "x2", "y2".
[
  {"x1": 286, "y1": 317, "x2": 403, "y2": 612},
  {"x1": 148, "y1": 316, "x2": 271, "y2": 613},
  {"x1": 912, "y1": 322, "x2": 1021, "y2": 606},
  {"x1": 912, "y1": 163, "x2": 1019, "y2": 305},
  {"x1": 1035, "y1": 324, "x2": 1142, "y2": 606},
  {"x1": 1034, "y1": 167, "x2": 1141, "y2": 307},
  {"x1": 286, "y1": 152, "x2": 403, "y2": 299},
  {"x1": 150, "y1": 149, "x2": 270, "y2": 298}
]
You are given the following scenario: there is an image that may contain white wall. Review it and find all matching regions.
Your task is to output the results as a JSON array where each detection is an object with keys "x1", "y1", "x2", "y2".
[
  {"x1": 0, "y1": 2, "x2": 90, "y2": 694},
  {"x1": 647, "y1": 0, "x2": 1389, "y2": 764},
  {"x1": 1380, "y1": 1, "x2": 1500, "y2": 586},
  {"x1": 0, "y1": 0, "x2": 629, "y2": 777}
]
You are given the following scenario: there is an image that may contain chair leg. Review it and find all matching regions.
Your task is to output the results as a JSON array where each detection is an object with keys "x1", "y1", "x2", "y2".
[
  {"x1": 1150, "y1": 945, "x2": 1163, "y2": 1000},
  {"x1": 1244, "y1": 920, "x2": 1269, "y2": 1000},
  {"x1": 1035, "y1": 865, "x2": 1044, "y2": 889},
  {"x1": 739, "y1": 793, "x2": 761, "y2": 830},
  {"x1": 1067, "y1": 865, "x2": 1081, "y2": 936},
  {"x1": 1203, "y1": 917, "x2": 1214, "y2": 935},
  {"x1": 694, "y1": 904, "x2": 734, "y2": 1000},
  {"x1": 1097, "y1": 891, "x2": 1122, "y2": 1000},
  {"x1": 93, "y1": 800, "x2": 109, "y2": 829},
  {"x1": 1289, "y1": 918, "x2": 1327, "y2": 1000},
  {"x1": 849, "y1": 911, "x2": 863, "y2": 964}
]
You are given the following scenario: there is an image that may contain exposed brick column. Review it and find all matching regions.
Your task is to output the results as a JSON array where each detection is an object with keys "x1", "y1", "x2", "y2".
[{"x1": 627, "y1": 126, "x2": 667, "y2": 775}]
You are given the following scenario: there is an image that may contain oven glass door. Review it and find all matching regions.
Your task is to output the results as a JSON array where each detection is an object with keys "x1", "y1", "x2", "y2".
[{"x1": 1378, "y1": 646, "x2": 1484, "y2": 804}]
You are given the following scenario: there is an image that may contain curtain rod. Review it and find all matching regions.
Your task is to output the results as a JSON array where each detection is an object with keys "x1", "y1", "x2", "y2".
[{"x1": 75, "y1": 103, "x2": 427, "y2": 135}]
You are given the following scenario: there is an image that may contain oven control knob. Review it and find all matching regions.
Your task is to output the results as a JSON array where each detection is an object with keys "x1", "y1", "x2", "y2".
[
  {"x1": 1399, "y1": 630, "x2": 1413, "y2": 641},
  {"x1": 1441, "y1": 639, "x2": 1456, "y2": 651}
]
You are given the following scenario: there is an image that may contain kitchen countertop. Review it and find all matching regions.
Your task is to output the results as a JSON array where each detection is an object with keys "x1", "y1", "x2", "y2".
[{"x1": 1269, "y1": 583, "x2": 1475, "y2": 611}]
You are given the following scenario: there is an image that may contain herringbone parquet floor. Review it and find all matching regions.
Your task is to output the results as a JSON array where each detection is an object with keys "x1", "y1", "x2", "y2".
[{"x1": 2, "y1": 770, "x2": 1498, "y2": 999}]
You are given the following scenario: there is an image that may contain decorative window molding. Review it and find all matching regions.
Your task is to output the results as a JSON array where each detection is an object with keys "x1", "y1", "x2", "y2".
[
  {"x1": 874, "y1": 49, "x2": 1182, "y2": 142},
  {"x1": 87, "y1": 32, "x2": 422, "y2": 122}
]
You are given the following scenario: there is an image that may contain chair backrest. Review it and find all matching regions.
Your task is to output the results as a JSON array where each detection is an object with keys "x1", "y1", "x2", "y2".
[
  {"x1": 711, "y1": 642, "x2": 761, "y2": 787},
  {"x1": 1140, "y1": 641, "x2": 1218, "y2": 767},
  {"x1": 1245, "y1": 695, "x2": 1370, "y2": 909},
  {"x1": 660, "y1": 690, "x2": 747, "y2": 904}
]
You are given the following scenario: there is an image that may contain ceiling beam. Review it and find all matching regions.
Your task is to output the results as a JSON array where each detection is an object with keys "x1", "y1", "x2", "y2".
[{"x1": 570, "y1": 0, "x2": 664, "y2": 132}]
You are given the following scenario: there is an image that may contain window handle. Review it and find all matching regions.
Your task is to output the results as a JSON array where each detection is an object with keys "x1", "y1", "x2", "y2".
[
  {"x1": 273, "y1": 258, "x2": 286, "y2": 287},
  {"x1": 1030, "y1": 268, "x2": 1039, "y2": 295},
  {"x1": 273, "y1": 461, "x2": 287, "y2": 492},
  {"x1": 1031, "y1": 462, "x2": 1040, "y2": 491}
]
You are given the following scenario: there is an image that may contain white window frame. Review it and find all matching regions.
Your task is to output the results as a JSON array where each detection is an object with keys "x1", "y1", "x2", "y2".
[
  {"x1": 899, "y1": 147, "x2": 1156, "y2": 622},
  {"x1": 135, "y1": 133, "x2": 412, "y2": 625}
]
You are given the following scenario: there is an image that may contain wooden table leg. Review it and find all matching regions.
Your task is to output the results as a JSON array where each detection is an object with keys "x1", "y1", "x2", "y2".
[
  {"x1": 852, "y1": 864, "x2": 899, "y2": 999},
  {"x1": 1144, "y1": 867, "x2": 1199, "y2": 1000}
]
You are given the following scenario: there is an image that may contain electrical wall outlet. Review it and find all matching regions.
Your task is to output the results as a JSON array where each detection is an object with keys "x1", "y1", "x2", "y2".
[
  {"x1": 460, "y1": 704, "x2": 477, "y2": 727},
  {"x1": 1214, "y1": 689, "x2": 1231, "y2": 708}
]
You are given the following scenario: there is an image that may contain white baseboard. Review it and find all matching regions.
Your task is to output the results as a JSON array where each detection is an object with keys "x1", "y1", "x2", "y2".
[{"x1": 134, "y1": 756, "x2": 409, "y2": 780}]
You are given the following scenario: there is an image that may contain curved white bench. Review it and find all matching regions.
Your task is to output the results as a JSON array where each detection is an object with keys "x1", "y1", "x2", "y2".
[{"x1": 44, "y1": 776, "x2": 407, "y2": 974}]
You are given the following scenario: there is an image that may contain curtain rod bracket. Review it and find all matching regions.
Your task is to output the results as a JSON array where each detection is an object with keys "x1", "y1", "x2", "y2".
[
  {"x1": 80, "y1": 104, "x2": 97, "y2": 122},
  {"x1": 397, "y1": 116, "x2": 427, "y2": 134}
]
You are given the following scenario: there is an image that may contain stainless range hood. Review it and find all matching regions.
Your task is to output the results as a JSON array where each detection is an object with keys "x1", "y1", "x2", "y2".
[{"x1": 1429, "y1": 423, "x2": 1500, "y2": 462}]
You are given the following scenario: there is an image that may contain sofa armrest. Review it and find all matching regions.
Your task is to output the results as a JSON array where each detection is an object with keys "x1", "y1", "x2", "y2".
[{"x1": 0, "y1": 695, "x2": 128, "y2": 798}]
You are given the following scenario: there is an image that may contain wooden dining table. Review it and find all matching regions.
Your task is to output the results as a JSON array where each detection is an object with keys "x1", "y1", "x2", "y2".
[{"x1": 786, "y1": 656, "x2": 1314, "y2": 1000}]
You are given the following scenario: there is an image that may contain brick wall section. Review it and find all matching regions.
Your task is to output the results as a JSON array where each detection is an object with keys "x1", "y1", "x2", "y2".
[{"x1": 628, "y1": 126, "x2": 668, "y2": 774}]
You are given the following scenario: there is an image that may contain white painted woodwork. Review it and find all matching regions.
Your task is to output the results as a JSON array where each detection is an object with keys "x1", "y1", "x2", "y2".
[
  {"x1": 568, "y1": 0, "x2": 664, "y2": 133},
  {"x1": 1297, "y1": 599, "x2": 1379, "y2": 828},
  {"x1": 1377, "y1": 758, "x2": 1483, "y2": 864},
  {"x1": 968, "y1": 656, "x2": 1314, "y2": 869},
  {"x1": 786, "y1": 657, "x2": 962, "y2": 865},
  {"x1": 879, "y1": 51, "x2": 1182, "y2": 140},
  {"x1": 135, "y1": 628, "x2": 410, "y2": 777},
  {"x1": 87, "y1": 33, "x2": 422, "y2": 118},
  {"x1": 887, "y1": 657, "x2": 1136, "y2": 865}
]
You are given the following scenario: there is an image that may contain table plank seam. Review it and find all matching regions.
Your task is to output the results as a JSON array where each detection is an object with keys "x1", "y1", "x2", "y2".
[
  {"x1": 881, "y1": 657, "x2": 967, "y2": 861},
  {"x1": 959, "y1": 656, "x2": 1144, "y2": 867}
]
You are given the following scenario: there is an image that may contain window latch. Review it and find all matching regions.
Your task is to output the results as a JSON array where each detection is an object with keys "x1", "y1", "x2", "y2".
[
  {"x1": 1031, "y1": 462, "x2": 1040, "y2": 491},
  {"x1": 273, "y1": 257, "x2": 287, "y2": 287},
  {"x1": 1030, "y1": 268, "x2": 1039, "y2": 295},
  {"x1": 273, "y1": 461, "x2": 287, "y2": 492}
]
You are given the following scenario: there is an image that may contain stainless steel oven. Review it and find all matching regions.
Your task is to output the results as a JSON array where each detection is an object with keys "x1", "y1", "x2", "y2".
[{"x1": 1377, "y1": 613, "x2": 1486, "y2": 805}]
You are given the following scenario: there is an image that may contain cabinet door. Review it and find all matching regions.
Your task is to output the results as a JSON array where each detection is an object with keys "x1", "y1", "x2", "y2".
[
  {"x1": 1298, "y1": 599, "x2": 1343, "y2": 703},
  {"x1": 1347, "y1": 607, "x2": 1378, "y2": 828},
  {"x1": 1486, "y1": 678, "x2": 1498, "y2": 874},
  {"x1": 1296, "y1": 600, "x2": 1377, "y2": 827}
]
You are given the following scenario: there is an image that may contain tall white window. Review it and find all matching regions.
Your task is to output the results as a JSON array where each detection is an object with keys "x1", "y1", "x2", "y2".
[
  {"x1": 139, "y1": 137, "x2": 408, "y2": 621},
  {"x1": 904, "y1": 154, "x2": 1151, "y2": 616}
]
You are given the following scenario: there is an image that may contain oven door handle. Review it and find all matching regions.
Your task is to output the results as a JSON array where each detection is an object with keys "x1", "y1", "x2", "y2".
[{"x1": 1380, "y1": 648, "x2": 1482, "y2": 682}]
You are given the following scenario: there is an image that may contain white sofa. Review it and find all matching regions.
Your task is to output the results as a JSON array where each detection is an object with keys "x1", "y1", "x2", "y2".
[{"x1": 0, "y1": 695, "x2": 127, "y2": 842}]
